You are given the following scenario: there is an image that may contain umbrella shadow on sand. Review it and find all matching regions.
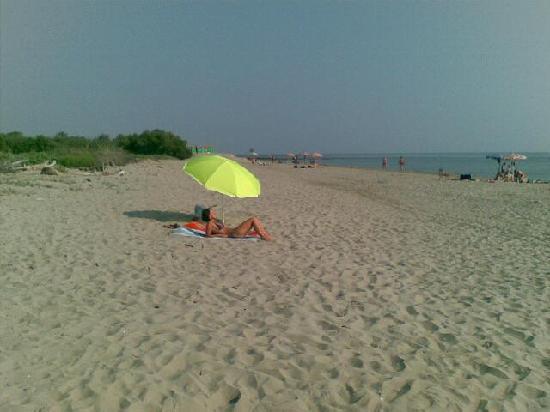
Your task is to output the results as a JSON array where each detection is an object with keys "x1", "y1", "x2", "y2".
[{"x1": 123, "y1": 210, "x2": 194, "y2": 222}]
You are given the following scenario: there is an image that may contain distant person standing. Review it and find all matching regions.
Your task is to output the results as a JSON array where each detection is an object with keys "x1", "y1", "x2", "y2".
[
  {"x1": 382, "y1": 156, "x2": 388, "y2": 169},
  {"x1": 399, "y1": 156, "x2": 405, "y2": 172}
]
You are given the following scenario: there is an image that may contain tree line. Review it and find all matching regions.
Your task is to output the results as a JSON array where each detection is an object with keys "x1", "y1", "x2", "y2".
[{"x1": 0, "y1": 130, "x2": 193, "y2": 160}]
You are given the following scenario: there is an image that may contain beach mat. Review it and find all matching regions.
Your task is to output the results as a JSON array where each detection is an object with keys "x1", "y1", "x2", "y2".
[{"x1": 170, "y1": 226, "x2": 259, "y2": 240}]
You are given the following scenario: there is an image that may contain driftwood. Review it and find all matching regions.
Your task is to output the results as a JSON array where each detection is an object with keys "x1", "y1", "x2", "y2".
[
  {"x1": 0, "y1": 160, "x2": 29, "y2": 173},
  {"x1": 40, "y1": 160, "x2": 58, "y2": 175},
  {"x1": 0, "y1": 159, "x2": 62, "y2": 175},
  {"x1": 41, "y1": 166, "x2": 58, "y2": 175}
]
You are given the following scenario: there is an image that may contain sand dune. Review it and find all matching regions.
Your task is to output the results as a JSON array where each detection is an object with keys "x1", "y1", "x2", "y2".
[{"x1": 0, "y1": 160, "x2": 548, "y2": 411}]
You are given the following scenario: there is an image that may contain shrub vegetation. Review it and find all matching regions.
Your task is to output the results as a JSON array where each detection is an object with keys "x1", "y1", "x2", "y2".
[
  {"x1": 0, "y1": 129, "x2": 193, "y2": 169},
  {"x1": 114, "y1": 130, "x2": 192, "y2": 159}
]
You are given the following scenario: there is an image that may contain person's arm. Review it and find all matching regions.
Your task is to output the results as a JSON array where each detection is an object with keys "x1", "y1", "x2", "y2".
[{"x1": 205, "y1": 221, "x2": 228, "y2": 238}]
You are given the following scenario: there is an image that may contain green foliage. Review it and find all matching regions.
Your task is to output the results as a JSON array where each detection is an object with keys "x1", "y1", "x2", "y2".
[
  {"x1": 115, "y1": 129, "x2": 192, "y2": 159},
  {"x1": 0, "y1": 129, "x2": 193, "y2": 169},
  {"x1": 52, "y1": 132, "x2": 92, "y2": 149},
  {"x1": 18, "y1": 151, "x2": 53, "y2": 164},
  {"x1": 58, "y1": 151, "x2": 96, "y2": 168},
  {"x1": 1, "y1": 131, "x2": 83, "y2": 153},
  {"x1": 0, "y1": 151, "x2": 50, "y2": 164},
  {"x1": 93, "y1": 147, "x2": 134, "y2": 168},
  {"x1": 91, "y1": 134, "x2": 112, "y2": 149},
  {"x1": 56, "y1": 164, "x2": 67, "y2": 173}
]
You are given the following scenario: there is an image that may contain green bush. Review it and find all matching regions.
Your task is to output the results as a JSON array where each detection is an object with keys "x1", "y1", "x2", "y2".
[
  {"x1": 91, "y1": 134, "x2": 113, "y2": 149},
  {"x1": 51, "y1": 132, "x2": 91, "y2": 149},
  {"x1": 0, "y1": 150, "x2": 52, "y2": 164},
  {"x1": 2, "y1": 131, "x2": 31, "y2": 153},
  {"x1": 0, "y1": 129, "x2": 193, "y2": 168},
  {"x1": 21, "y1": 151, "x2": 53, "y2": 164},
  {"x1": 1, "y1": 131, "x2": 61, "y2": 153},
  {"x1": 115, "y1": 129, "x2": 192, "y2": 159},
  {"x1": 58, "y1": 152, "x2": 96, "y2": 168},
  {"x1": 33, "y1": 136, "x2": 56, "y2": 152},
  {"x1": 55, "y1": 148, "x2": 133, "y2": 169},
  {"x1": 93, "y1": 147, "x2": 134, "y2": 168}
]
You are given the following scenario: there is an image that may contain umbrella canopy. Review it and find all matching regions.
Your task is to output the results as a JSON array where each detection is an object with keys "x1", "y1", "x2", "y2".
[
  {"x1": 311, "y1": 152, "x2": 322, "y2": 158},
  {"x1": 504, "y1": 153, "x2": 527, "y2": 161},
  {"x1": 183, "y1": 155, "x2": 260, "y2": 198}
]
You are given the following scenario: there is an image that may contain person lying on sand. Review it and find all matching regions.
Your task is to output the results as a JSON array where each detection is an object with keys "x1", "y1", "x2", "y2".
[{"x1": 203, "y1": 208, "x2": 272, "y2": 241}]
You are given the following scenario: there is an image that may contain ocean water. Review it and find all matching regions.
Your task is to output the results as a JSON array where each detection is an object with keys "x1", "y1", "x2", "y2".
[{"x1": 307, "y1": 153, "x2": 550, "y2": 181}]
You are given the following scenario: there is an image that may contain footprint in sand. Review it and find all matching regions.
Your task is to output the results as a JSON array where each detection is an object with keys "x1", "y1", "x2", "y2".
[
  {"x1": 223, "y1": 348, "x2": 236, "y2": 365},
  {"x1": 406, "y1": 305, "x2": 419, "y2": 316},
  {"x1": 208, "y1": 383, "x2": 242, "y2": 409},
  {"x1": 514, "y1": 365, "x2": 531, "y2": 381},
  {"x1": 517, "y1": 384, "x2": 547, "y2": 401},
  {"x1": 370, "y1": 361, "x2": 382, "y2": 373},
  {"x1": 327, "y1": 367, "x2": 339, "y2": 379},
  {"x1": 318, "y1": 320, "x2": 339, "y2": 331},
  {"x1": 422, "y1": 320, "x2": 439, "y2": 332},
  {"x1": 343, "y1": 383, "x2": 364, "y2": 404},
  {"x1": 391, "y1": 355, "x2": 406, "y2": 372},
  {"x1": 350, "y1": 356, "x2": 364, "y2": 368},
  {"x1": 395, "y1": 381, "x2": 412, "y2": 399},
  {"x1": 478, "y1": 363, "x2": 509, "y2": 379},
  {"x1": 439, "y1": 333, "x2": 457, "y2": 345}
]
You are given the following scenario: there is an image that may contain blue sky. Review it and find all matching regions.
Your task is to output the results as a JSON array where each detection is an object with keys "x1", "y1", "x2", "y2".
[{"x1": 1, "y1": 0, "x2": 549, "y2": 153}]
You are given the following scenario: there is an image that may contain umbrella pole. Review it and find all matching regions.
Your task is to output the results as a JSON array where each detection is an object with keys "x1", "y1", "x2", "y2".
[{"x1": 221, "y1": 194, "x2": 224, "y2": 224}]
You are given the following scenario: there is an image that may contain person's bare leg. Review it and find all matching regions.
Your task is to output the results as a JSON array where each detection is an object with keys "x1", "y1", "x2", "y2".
[
  {"x1": 230, "y1": 218, "x2": 255, "y2": 238},
  {"x1": 251, "y1": 217, "x2": 272, "y2": 240},
  {"x1": 231, "y1": 217, "x2": 272, "y2": 240}
]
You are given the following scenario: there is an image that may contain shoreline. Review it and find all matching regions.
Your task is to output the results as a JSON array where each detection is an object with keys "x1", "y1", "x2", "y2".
[
  {"x1": 236, "y1": 155, "x2": 550, "y2": 183},
  {"x1": 319, "y1": 163, "x2": 550, "y2": 183},
  {"x1": 236, "y1": 151, "x2": 550, "y2": 182}
]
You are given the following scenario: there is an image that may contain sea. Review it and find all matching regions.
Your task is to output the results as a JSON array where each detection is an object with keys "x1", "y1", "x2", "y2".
[{"x1": 255, "y1": 153, "x2": 550, "y2": 182}]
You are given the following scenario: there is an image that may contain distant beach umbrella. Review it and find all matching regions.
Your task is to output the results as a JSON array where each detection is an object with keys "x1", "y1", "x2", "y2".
[
  {"x1": 287, "y1": 152, "x2": 295, "y2": 157},
  {"x1": 312, "y1": 152, "x2": 322, "y2": 158},
  {"x1": 299, "y1": 152, "x2": 310, "y2": 166},
  {"x1": 504, "y1": 153, "x2": 527, "y2": 161}
]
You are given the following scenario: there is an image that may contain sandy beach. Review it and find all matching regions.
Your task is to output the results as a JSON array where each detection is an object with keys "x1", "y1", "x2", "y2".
[{"x1": 0, "y1": 159, "x2": 548, "y2": 411}]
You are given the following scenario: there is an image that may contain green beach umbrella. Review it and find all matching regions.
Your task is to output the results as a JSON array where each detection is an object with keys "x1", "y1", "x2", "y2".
[
  {"x1": 183, "y1": 155, "x2": 260, "y2": 197},
  {"x1": 183, "y1": 155, "x2": 261, "y2": 220}
]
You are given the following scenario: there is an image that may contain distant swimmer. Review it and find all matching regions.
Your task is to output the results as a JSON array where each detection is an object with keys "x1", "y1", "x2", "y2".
[
  {"x1": 382, "y1": 156, "x2": 388, "y2": 169},
  {"x1": 399, "y1": 156, "x2": 405, "y2": 172}
]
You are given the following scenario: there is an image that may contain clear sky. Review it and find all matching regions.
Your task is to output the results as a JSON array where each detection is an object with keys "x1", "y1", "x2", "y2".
[{"x1": 1, "y1": 0, "x2": 549, "y2": 153}]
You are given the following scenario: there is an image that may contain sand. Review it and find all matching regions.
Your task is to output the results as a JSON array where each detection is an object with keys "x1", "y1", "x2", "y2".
[{"x1": 0, "y1": 159, "x2": 548, "y2": 411}]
